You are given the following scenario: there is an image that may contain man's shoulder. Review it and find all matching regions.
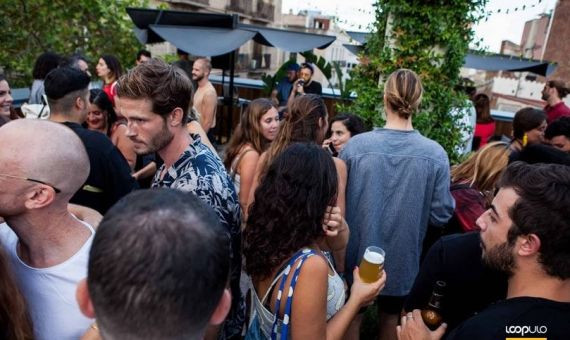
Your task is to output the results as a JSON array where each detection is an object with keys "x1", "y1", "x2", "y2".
[
  {"x1": 65, "y1": 123, "x2": 115, "y2": 150},
  {"x1": 449, "y1": 297, "x2": 570, "y2": 339}
]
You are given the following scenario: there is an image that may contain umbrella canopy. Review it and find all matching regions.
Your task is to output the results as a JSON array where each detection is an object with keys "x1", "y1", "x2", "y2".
[
  {"x1": 464, "y1": 52, "x2": 557, "y2": 76},
  {"x1": 341, "y1": 30, "x2": 557, "y2": 77},
  {"x1": 127, "y1": 7, "x2": 335, "y2": 56},
  {"x1": 149, "y1": 25, "x2": 256, "y2": 57}
]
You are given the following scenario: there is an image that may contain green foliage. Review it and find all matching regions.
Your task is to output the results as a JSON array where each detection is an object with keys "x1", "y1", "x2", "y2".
[
  {"x1": 300, "y1": 51, "x2": 332, "y2": 79},
  {"x1": 341, "y1": 0, "x2": 487, "y2": 163},
  {"x1": 0, "y1": 0, "x2": 148, "y2": 87}
]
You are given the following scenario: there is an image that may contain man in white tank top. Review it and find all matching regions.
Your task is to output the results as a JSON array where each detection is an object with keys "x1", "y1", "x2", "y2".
[{"x1": 0, "y1": 119, "x2": 94, "y2": 340}]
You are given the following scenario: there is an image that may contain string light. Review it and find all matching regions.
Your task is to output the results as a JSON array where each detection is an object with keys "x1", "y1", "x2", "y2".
[{"x1": 486, "y1": 0, "x2": 543, "y2": 16}]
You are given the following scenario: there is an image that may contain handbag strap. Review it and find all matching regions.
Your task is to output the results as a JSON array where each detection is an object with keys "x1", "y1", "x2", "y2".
[{"x1": 270, "y1": 249, "x2": 315, "y2": 340}]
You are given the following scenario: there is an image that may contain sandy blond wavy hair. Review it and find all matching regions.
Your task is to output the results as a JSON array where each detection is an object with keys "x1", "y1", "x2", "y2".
[{"x1": 451, "y1": 141, "x2": 510, "y2": 191}]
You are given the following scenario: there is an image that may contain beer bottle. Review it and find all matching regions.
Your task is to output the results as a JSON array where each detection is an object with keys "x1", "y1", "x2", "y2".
[{"x1": 421, "y1": 280, "x2": 446, "y2": 330}]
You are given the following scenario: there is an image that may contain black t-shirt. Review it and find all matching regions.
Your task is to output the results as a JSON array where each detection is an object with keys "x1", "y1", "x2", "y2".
[
  {"x1": 404, "y1": 232, "x2": 508, "y2": 333},
  {"x1": 64, "y1": 122, "x2": 138, "y2": 213},
  {"x1": 448, "y1": 297, "x2": 570, "y2": 340},
  {"x1": 303, "y1": 80, "x2": 322, "y2": 95}
]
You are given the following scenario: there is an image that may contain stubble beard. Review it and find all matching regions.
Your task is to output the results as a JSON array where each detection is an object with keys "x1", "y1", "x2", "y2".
[
  {"x1": 136, "y1": 122, "x2": 175, "y2": 155},
  {"x1": 481, "y1": 240, "x2": 516, "y2": 276}
]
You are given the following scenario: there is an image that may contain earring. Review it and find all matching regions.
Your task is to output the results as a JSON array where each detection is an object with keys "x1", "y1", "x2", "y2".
[{"x1": 522, "y1": 133, "x2": 528, "y2": 147}]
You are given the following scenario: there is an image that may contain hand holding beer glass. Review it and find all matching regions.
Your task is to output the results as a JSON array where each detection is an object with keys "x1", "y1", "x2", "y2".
[
  {"x1": 359, "y1": 246, "x2": 385, "y2": 283},
  {"x1": 349, "y1": 246, "x2": 386, "y2": 308}
]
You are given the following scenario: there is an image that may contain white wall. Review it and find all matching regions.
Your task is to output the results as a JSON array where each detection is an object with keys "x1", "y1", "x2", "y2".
[{"x1": 491, "y1": 76, "x2": 545, "y2": 101}]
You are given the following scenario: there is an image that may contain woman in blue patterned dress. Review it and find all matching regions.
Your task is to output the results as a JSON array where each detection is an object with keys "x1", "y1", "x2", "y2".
[{"x1": 243, "y1": 143, "x2": 385, "y2": 339}]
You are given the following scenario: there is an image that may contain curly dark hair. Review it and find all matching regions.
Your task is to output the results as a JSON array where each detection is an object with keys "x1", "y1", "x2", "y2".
[
  {"x1": 32, "y1": 52, "x2": 62, "y2": 80},
  {"x1": 243, "y1": 143, "x2": 338, "y2": 280},
  {"x1": 326, "y1": 113, "x2": 367, "y2": 139}
]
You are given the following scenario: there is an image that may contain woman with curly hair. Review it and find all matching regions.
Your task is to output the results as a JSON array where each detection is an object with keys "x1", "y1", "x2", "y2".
[
  {"x1": 224, "y1": 98, "x2": 280, "y2": 212},
  {"x1": 29, "y1": 52, "x2": 63, "y2": 104},
  {"x1": 244, "y1": 143, "x2": 385, "y2": 340},
  {"x1": 323, "y1": 113, "x2": 367, "y2": 156},
  {"x1": 448, "y1": 141, "x2": 510, "y2": 233},
  {"x1": 247, "y1": 94, "x2": 348, "y2": 270}
]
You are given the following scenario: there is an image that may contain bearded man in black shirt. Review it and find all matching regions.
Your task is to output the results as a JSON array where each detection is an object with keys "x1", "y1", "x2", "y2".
[
  {"x1": 288, "y1": 62, "x2": 322, "y2": 105},
  {"x1": 398, "y1": 162, "x2": 570, "y2": 340}
]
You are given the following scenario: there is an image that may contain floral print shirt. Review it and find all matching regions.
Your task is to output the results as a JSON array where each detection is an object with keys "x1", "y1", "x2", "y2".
[{"x1": 152, "y1": 135, "x2": 244, "y2": 339}]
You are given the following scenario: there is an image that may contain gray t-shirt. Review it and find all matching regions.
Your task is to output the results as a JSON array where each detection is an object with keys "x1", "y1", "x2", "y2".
[{"x1": 340, "y1": 128, "x2": 454, "y2": 296}]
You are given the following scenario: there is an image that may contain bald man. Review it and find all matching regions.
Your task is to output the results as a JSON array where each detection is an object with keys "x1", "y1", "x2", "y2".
[
  {"x1": 45, "y1": 66, "x2": 137, "y2": 213},
  {"x1": 0, "y1": 119, "x2": 95, "y2": 340},
  {"x1": 192, "y1": 57, "x2": 218, "y2": 133}
]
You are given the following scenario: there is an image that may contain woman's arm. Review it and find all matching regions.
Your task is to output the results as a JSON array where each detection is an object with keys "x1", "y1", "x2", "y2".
[
  {"x1": 237, "y1": 150, "x2": 260, "y2": 216},
  {"x1": 132, "y1": 161, "x2": 157, "y2": 181},
  {"x1": 291, "y1": 258, "x2": 386, "y2": 340},
  {"x1": 246, "y1": 151, "x2": 267, "y2": 219},
  {"x1": 333, "y1": 157, "x2": 347, "y2": 216},
  {"x1": 187, "y1": 120, "x2": 218, "y2": 157},
  {"x1": 330, "y1": 157, "x2": 348, "y2": 272},
  {"x1": 112, "y1": 125, "x2": 136, "y2": 170}
]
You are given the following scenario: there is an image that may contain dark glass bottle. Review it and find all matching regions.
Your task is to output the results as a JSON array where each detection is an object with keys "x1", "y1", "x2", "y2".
[{"x1": 421, "y1": 280, "x2": 446, "y2": 330}]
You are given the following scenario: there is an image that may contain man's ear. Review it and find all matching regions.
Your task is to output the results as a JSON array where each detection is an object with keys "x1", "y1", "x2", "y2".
[
  {"x1": 169, "y1": 108, "x2": 185, "y2": 127},
  {"x1": 518, "y1": 234, "x2": 541, "y2": 257},
  {"x1": 24, "y1": 186, "x2": 56, "y2": 210},
  {"x1": 76, "y1": 279, "x2": 96, "y2": 319},
  {"x1": 76, "y1": 95, "x2": 87, "y2": 111},
  {"x1": 209, "y1": 289, "x2": 231, "y2": 326}
]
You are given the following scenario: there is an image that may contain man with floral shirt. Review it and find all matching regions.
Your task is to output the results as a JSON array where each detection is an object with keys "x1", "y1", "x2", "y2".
[{"x1": 117, "y1": 59, "x2": 244, "y2": 340}]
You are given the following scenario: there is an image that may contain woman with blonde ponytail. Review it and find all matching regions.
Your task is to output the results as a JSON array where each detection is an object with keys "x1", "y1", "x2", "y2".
[{"x1": 340, "y1": 69, "x2": 455, "y2": 340}]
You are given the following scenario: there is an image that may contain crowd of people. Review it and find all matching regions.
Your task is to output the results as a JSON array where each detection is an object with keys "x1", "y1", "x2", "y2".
[{"x1": 0, "y1": 49, "x2": 569, "y2": 340}]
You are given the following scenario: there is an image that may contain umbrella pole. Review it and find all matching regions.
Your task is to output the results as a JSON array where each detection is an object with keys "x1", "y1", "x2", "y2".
[{"x1": 228, "y1": 50, "x2": 235, "y2": 142}]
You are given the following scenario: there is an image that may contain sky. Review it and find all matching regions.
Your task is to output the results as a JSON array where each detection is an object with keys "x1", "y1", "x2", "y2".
[{"x1": 282, "y1": 0, "x2": 558, "y2": 53}]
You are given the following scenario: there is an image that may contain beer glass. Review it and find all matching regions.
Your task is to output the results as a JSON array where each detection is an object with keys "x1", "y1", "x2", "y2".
[{"x1": 359, "y1": 246, "x2": 385, "y2": 283}]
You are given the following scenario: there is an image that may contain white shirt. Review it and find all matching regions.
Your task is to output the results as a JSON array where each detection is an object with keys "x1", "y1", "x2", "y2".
[{"x1": 0, "y1": 221, "x2": 94, "y2": 340}]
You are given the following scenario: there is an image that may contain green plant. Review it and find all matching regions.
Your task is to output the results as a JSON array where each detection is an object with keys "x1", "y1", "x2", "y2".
[
  {"x1": 0, "y1": 0, "x2": 148, "y2": 88},
  {"x1": 341, "y1": 0, "x2": 487, "y2": 163}
]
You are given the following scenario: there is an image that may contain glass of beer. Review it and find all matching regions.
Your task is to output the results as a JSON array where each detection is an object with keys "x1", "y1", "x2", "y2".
[{"x1": 359, "y1": 246, "x2": 385, "y2": 283}]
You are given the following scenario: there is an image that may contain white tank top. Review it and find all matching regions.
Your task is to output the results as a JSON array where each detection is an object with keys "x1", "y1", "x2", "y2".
[{"x1": 0, "y1": 220, "x2": 95, "y2": 340}]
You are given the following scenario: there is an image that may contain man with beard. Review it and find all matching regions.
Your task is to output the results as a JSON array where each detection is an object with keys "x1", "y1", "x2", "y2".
[
  {"x1": 288, "y1": 63, "x2": 322, "y2": 104},
  {"x1": 542, "y1": 79, "x2": 570, "y2": 123},
  {"x1": 398, "y1": 162, "x2": 570, "y2": 340},
  {"x1": 271, "y1": 62, "x2": 299, "y2": 108},
  {"x1": 117, "y1": 59, "x2": 243, "y2": 340},
  {"x1": 192, "y1": 57, "x2": 218, "y2": 133}
]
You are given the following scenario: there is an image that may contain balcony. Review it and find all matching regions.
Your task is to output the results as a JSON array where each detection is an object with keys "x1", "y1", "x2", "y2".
[
  {"x1": 256, "y1": 1, "x2": 275, "y2": 22},
  {"x1": 226, "y1": 0, "x2": 253, "y2": 16}
]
